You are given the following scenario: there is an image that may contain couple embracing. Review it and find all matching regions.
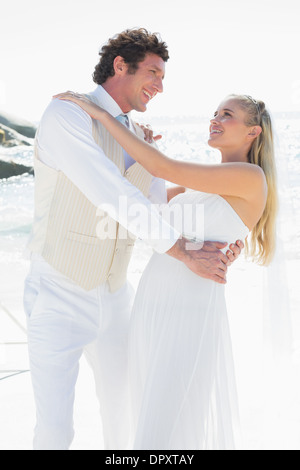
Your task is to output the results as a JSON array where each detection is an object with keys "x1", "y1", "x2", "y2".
[{"x1": 24, "y1": 28, "x2": 277, "y2": 450}]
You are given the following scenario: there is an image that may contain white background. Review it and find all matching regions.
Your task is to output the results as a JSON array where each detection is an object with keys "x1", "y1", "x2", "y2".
[{"x1": 0, "y1": 0, "x2": 299, "y2": 121}]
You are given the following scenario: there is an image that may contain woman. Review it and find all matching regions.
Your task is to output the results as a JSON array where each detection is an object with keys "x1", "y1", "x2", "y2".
[{"x1": 55, "y1": 92, "x2": 278, "y2": 449}]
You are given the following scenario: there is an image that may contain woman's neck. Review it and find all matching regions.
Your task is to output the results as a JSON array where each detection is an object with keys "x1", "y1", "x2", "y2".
[{"x1": 220, "y1": 147, "x2": 250, "y2": 164}]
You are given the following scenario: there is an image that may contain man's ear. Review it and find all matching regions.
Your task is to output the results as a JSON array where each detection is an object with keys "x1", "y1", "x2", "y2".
[
  {"x1": 113, "y1": 56, "x2": 128, "y2": 76},
  {"x1": 248, "y1": 125, "x2": 262, "y2": 141}
]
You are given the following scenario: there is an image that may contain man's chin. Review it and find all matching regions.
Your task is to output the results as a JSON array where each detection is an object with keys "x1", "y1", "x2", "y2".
[{"x1": 134, "y1": 101, "x2": 148, "y2": 113}]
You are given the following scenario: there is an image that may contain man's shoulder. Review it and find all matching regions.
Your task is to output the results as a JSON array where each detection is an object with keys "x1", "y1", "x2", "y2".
[
  {"x1": 43, "y1": 97, "x2": 82, "y2": 117},
  {"x1": 40, "y1": 97, "x2": 92, "y2": 128}
]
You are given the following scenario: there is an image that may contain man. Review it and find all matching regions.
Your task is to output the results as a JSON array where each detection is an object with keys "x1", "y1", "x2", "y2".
[{"x1": 24, "y1": 28, "x2": 242, "y2": 450}]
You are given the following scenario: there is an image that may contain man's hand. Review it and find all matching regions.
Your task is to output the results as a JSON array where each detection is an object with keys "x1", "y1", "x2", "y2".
[
  {"x1": 167, "y1": 238, "x2": 244, "y2": 284},
  {"x1": 225, "y1": 240, "x2": 244, "y2": 266}
]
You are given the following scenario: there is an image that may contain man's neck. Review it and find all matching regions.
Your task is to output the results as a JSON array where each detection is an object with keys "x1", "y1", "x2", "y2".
[{"x1": 101, "y1": 81, "x2": 131, "y2": 114}]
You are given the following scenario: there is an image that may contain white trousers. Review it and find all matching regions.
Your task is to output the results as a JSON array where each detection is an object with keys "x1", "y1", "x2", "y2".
[{"x1": 23, "y1": 257, "x2": 134, "y2": 450}]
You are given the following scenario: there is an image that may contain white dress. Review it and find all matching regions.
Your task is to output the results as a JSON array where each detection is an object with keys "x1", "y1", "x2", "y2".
[{"x1": 129, "y1": 191, "x2": 249, "y2": 450}]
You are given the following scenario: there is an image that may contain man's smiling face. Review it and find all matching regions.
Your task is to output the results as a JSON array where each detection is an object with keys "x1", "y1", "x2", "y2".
[{"x1": 116, "y1": 53, "x2": 165, "y2": 113}]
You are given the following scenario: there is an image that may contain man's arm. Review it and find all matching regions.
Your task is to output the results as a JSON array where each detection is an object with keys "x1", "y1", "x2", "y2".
[
  {"x1": 40, "y1": 97, "x2": 243, "y2": 283},
  {"x1": 37, "y1": 98, "x2": 180, "y2": 253}
]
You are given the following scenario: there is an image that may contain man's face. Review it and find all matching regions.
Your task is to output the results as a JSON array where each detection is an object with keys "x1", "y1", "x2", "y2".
[{"x1": 118, "y1": 53, "x2": 165, "y2": 113}]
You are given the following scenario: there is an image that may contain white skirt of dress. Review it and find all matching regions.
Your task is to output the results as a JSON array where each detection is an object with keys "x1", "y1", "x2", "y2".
[{"x1": 129, "y1": 252, "x2": 241, "y2": 450}]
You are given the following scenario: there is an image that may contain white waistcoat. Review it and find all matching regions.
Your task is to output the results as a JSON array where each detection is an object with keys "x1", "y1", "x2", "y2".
[{"x1": 28, "y1": 95, "x2": 153, "y2": 292}]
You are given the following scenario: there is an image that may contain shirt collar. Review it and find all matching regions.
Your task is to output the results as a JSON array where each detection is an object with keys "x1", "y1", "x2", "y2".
[{"x1": 90, "y1": 85, "x2": 125, "y2": 118}]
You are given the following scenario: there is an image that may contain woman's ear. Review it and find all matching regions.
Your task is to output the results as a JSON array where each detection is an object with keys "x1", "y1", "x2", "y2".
[{"x1": 248, "y1": 126, "x2": 262, "y2": 141}]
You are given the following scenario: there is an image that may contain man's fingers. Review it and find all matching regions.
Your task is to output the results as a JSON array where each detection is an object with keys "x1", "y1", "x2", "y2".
[
  {"x1": 218, "y1": 261, "x2": 228, "y2": 272},
  {"x1": 211, "y1": 274, "x2": 227, "y2": 285},
  {"x1": 219, "y1": 252, "x2": 229, "y2": 265},
  {"x1": 204, "y1": 241, "x2": 228, "y2": 251},
  {"x1": 217, "y1": 267, "x2": 227, "y2": 279},
  {"x1": 237, "y1": 240, "x2": 244, "y2": 249},
  {"x1": 230, "y1": 240, "x2": 244, "y2": 258},
  {"x1": 229, "y1": 243, "x2": 240, "y2": 256},
  {"x1": 212, "y1": 241, "x2": 228, "y2": 250},
  {"x1": 226, "y1": 250, "x2": 235, "y2": 263}
]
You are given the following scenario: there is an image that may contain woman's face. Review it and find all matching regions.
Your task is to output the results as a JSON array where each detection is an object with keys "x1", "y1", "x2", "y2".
[{"x1": 208, "y1": 98, "x2": 254, "y2": 152}]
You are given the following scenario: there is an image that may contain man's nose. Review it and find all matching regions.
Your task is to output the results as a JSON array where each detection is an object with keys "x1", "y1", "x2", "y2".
[{"x1": 154, "y1": 77, "x2": 164, "y2": 94}]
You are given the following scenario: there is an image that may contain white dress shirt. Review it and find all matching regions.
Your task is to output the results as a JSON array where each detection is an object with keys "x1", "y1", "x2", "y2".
[{"x1": 36, "y1": 86, "x2": 179, "y2": 253}]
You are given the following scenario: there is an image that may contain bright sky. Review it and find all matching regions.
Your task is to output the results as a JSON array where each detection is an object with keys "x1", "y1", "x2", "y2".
[{"x1": 1, "y1": 0, "x2": 300, "y2": 122}]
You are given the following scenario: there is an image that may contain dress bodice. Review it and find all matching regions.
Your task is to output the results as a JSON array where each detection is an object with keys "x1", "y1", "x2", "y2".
[{"x1": 168, "y1": 191, "x2": 249, "y2": 251}]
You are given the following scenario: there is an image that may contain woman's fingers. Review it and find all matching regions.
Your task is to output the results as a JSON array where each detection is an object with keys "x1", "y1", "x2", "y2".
[
  {"x1": 53, "y1": 91, "x2": 74, "y2": 99},
  {"x1": 53, "y1": 91, "x2": 84, "y2": 103},
  {"x1": 52, "y1": 92, "x2": 102, "y2": 120},
  {"x1": 135, "y1": 122, "x2": 162, "y2": 143}
]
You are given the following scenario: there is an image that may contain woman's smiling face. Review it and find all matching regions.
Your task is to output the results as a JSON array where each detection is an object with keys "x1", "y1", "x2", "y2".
[{"x1": 208, "y1": 98, "x2": 255, "y2": 152}]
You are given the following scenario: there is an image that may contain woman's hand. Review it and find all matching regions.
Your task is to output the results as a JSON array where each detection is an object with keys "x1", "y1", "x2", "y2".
[
  {"x1": 53, "y1": 91, "x2": 105, "y2": 120},
  {"x1": 135, "y1": 123, "x2": 162, "y2": 144}
]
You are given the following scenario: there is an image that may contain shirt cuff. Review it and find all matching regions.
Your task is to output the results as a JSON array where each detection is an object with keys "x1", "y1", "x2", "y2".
[{"x1": 143, "y1": 227, "x2": 181, "y2": 254}]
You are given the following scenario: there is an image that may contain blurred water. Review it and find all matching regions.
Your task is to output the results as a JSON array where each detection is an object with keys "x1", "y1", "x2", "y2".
[{"x1": 0, "y1": 115, "x2": 299, "y2": 259}]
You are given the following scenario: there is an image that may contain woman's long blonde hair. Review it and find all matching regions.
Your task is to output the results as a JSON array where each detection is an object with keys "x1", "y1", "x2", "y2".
[{"x1": 229, "y1": 94, "x2": 278, "y2": 266}]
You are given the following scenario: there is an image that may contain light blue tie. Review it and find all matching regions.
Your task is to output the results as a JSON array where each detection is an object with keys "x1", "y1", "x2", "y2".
[
  {"x1": 116, "y1": 114, "x2": 135, "y2": 169},
  {"x1": 116, "y1": 114, "x2": 130, "y2": 128}
]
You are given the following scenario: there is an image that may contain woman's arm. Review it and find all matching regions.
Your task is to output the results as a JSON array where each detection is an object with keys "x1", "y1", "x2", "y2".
[
  {"x1": 167, "y1": 186, "x2": 186, "y2": 202},
  {"x1": 54, "y1": 92, "x2": 266, "y2": 200}
]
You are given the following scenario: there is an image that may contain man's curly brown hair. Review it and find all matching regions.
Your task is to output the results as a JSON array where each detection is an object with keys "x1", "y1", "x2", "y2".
[{"x1": 93, "y1": 28, "x2": 169, "y2": 85}]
